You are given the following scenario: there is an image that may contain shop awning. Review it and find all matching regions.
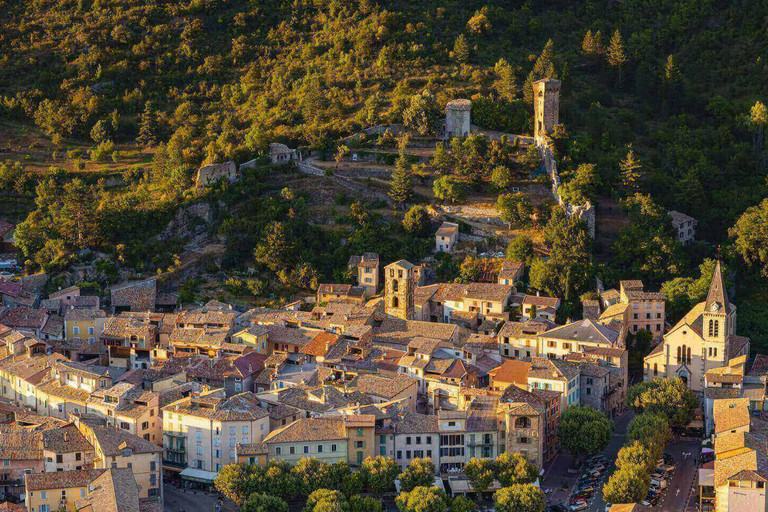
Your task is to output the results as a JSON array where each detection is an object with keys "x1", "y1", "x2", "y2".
[{"x1": 180, "y1": 467, "x2": 218, "y2": 484}]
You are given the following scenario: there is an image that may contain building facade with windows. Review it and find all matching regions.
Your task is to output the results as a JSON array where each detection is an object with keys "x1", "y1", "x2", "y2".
[{"x1": 162, "y1": 390, "x2": 270, "y2": 475}]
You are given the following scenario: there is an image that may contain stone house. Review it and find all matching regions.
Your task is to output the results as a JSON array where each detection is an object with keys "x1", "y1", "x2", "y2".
[
  {"x1": 497, "y1": 385, "x2": 546, "y2": 469},
  {"x1": 445, "y1": 99, "x2": 472, "y2": 140},
  {"x1": 162, "y1": 389, "x2": 271, "y2": 477},
  {"x1": 0, "y1": 425, "x2": 46, "y2": 500},
  {"x1": 435, "y1": 222, "x2": 459, "y2": 253},
  {"x1": 497, "y1": 319, "x2": 555, "y2": 359},
  {"x1": 316, "y1": 283, "x2": 366, "y2": 305},
  {"x1": 73, "y1": 415, "x2": 163, "y2": 501},
  {"x1": 497, "y1": 260, "x2": 524, "y2": 286},
  {"x1": 413, "y1": 282, "x2": 514, "y2": 326},
  {"x1": 195, "y1": 161, "x2": 239, "y2": 188},
  {"x1": 538, "y1": 318, "x2": 621, "y2": 360},
  {"x1": 669, "y1": 210, "x2": 697, "y2": 245},
  {"x1": 521, "y1": 294, "x2": 560, "y2": 321},
  {"x1": 348, "y1": 252, "x2": 380, "y2": 296},
  {"x1": 598, "y1": 280, "x2": 665, "y2": 340},
  {"x1": 264, "y1": 414, "x2": 375, "y2": 467},
  {"x1": 268, "y1": 143, "x2": 298, "y2": 164},
  {"x1": 25, "y1": 468, "x2": 106, "y2": 512}
]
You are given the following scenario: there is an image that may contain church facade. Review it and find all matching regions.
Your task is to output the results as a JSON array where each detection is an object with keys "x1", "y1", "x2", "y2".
[{"x1": 644, "y1": 262, "x2": 750, "y2": 394}]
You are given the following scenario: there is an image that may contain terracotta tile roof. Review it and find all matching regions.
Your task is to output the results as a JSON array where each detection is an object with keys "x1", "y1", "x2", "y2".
[
  {"x1": 237, "y1": 442, "x2": 267, "y2": 456},
  {"x1": 49, "y1": 286, "x2": 80, "y2": 300},
  {"x1": 36, "y1": 379, "x2": 91, "y2": 403},
  {"x1": 75, "y1": 467, "x2": 141, "y2": 512},
  {"x1": 101, "y1": 317, "x2": 156, "y2": 340},
  {"x1": 0, "y1": 424, "x2": 43, "y2": 459},
  {"x1": 489, "y1": 360, "x2": 531, "y2": 386},
  {"x1": 528, "y1": 357, "x2": 579, "y2": 381},
  {"x1": 300, "y1": 332, "x2": 341, "y2": 357},
  {"x1": 668, "y1": 210, "x2": 695, "y2": 226},
  {"x1": 542, "y1": 319, "x2": 619, "y2": 345},
  {"x1": 0, "y1": 308, "x2": 47, "y2": 329},
  {"x1": 348, "y1": 253, "x2": 379, "y2": 269},
  {"x1": 266, "y1": 325, "x2": 315, "y2": 347},
  {"x1": 317, "y1": 284, "x2": 365, "y2": 298},
  {"x1": 713, "y1": 398, "x2": 751, "y2": 435},
  {"x1": 713, "y1": 431, "x2": 768, "y2": 486},
  {"x1": 393, "y1": 412, "x2": 439, "y2": 434},
  {"x1": 522, "y1": 294, "x2": 560, "y2": 308},
  {"x1": 110, "y1": 279, "x2": 157, "y2": 311},
  {"x1": 0, "y1": 502, "x2": 26, "y2": 512},
  {"x1": 237, "y1": 307, "x2": 313, "y2": 326},
  {"x1": 26, "y1": 468, "x2": 105, "y2": 491},
  {"x1": 373, "y1": 317, "x2": 458, "y2": 348},
  {"x1": 498, "y1": 260, "x2": 524, "y2": 281},
  {"x1": 498, "y1": 319, "x2": 556, "y2": 338},
  {"x1": 263, "y1": 417, "x2": 347, "y2": 444},
  {"x1": 163, "y1": 391, "x2": 269, "y2": 422},
  {"x1": 41, "y1": 314, "x2": 64, "y2": 337},
  {"x1": 582, "y1": 299, "x2": 600, "y2": 320},
  {"x1": 748, "y1": 354, "x2": 768, "y2": 378},
  {"x1": 87, "y1": 422, "x2": 162, "y2": 456},
  {"x1": 64, "y1": 309, "x2": 107, "y2": 322},
  {"x1": 433, "y1": 283, "x2": 514, "y2": 304},
  {"x1": 729, "y1": 335, "x2": 750, "y2": 359},
  {"x1": 176, "y1": 308, "x2": 236, "y2": 327},
  {"x1": 435, "y1": 222, "x2": 459, "y2": 237},
  {"x1": 349, "y1": 374, "x2": 417, "y2": 399}
]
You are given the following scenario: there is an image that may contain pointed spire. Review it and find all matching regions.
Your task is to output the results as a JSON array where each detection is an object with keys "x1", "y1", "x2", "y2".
[{"x1": 705, "y1": 261, "x2": 730, "y2": 314}]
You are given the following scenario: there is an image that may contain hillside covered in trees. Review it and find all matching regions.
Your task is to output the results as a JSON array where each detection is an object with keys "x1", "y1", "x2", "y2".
[{"x1": 2, "y1": 0, "x2": 768, "y2": 344}]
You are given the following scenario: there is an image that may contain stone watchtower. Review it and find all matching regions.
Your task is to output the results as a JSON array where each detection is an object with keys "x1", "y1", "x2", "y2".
[
  {"x1": 533, "y1": 78, "x2": 561, "y2": 143},
  {"x1": 445, "y1": 99, "x2": 472, "y2": 140},
  {"x1": 384, "y1": 260, "x2": 415, "y2": 320}
]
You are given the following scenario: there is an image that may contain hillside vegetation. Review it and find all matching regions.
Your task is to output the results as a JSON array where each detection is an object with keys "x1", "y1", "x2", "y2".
[{"x1": 2, "y1": 0, "x2": 768, "y2": 343}]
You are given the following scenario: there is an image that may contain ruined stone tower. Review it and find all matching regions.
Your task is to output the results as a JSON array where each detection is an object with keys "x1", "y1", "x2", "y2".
[
  {"x1": 384, "y1": 260, "x2": 415, "y2": 320},
  {"x1": 533, "y1": 78, "x2": 561, "y2": 143},
  {"x1": 445, "y1": 99, "x2": 472, "y2": 140}
]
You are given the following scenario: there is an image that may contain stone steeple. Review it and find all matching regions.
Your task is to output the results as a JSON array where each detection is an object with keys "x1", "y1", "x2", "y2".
[{"x1": 705, "y1": 261, "x2": 730, "y2": 314}]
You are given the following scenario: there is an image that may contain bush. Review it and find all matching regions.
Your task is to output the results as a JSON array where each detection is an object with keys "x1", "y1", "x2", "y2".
[{"x1": 89, "y1": 140, "x2": 116, "y2": 162}]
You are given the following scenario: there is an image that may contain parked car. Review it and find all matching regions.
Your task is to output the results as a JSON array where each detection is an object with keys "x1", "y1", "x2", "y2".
[
  {"x1": 569, "y1": 502, "x2": 588, "y2": 512},
  {"x1": 578, "y1": 486, "x2": 595, "y2": 494}
]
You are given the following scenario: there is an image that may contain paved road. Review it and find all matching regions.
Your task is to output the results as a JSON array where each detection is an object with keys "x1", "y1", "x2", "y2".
[
  {"x1": 588, "y1": 411, "x2": 633, "y2": 512},
  {"x1": 163, "y1": 486, "x2": 237, "y2": 512},
  {"x1": 541, "y1": 411, "x2": 633, "y2": 510},
  {"x1": 656, "y1": 440, "x2": 700, "y2": 512}
]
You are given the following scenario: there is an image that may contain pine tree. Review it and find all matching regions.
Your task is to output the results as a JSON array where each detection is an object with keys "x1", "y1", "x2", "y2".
[
  {"x1": 664, "y1": 54, "x2": 680, "y2": 82},
  {"x1": 593, "y1": 30, "x2": 605, "y2": 55},
  {"x1": 389, "y1": 152, "x2": 413, "y2": 208},
  {"x1": 581, "y1": 30, "x2": 594, "y2": 54},
  {"x1": 493, "y1": 59, "x2": 518, "y2": 101},
  {"x1": 525, "y1": 40, "x2": 556, "y2": 103},
  {"x1": 532, "y1": 39, "x2": 555, "y2": 77},
  {"x1": 607, "y1": 29, "x2": 627, "y2": 87},
  {"x1": 620, "y1": 146, "x2": 643, "y2": 195},
  {"x1": 607, "y1": 30, "x2": 627, "y2": 68},
  {"x1": 453, "y1": 34, "x2": 469, "y2": 64},
  {"x1": 137, "y1": 101, "x2": 157, "y2": 146}
]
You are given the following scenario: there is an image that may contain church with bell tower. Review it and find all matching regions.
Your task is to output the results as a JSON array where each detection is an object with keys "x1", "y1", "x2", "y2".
[{"x1": 643, "y1": 261, "x2": 749, "y2": 394}]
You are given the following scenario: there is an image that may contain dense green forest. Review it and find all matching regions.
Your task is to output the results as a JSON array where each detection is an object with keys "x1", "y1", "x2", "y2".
[{"x1": 2, "y1": 0, "x2": 768, "y2": 344}]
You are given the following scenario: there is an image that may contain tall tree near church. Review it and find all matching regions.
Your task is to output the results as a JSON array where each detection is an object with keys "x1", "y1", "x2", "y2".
[{"x1": 620, "y1": 146, "x2": 642, "y2": 195}]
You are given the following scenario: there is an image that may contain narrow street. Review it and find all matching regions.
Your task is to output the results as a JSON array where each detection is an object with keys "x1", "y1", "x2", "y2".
[
  {"x1": 541, "y1": 411, "x2": 633, "y2": 510},
  {"x1": 587, "y1": 411, "x2": 633, "y2": 512}
]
